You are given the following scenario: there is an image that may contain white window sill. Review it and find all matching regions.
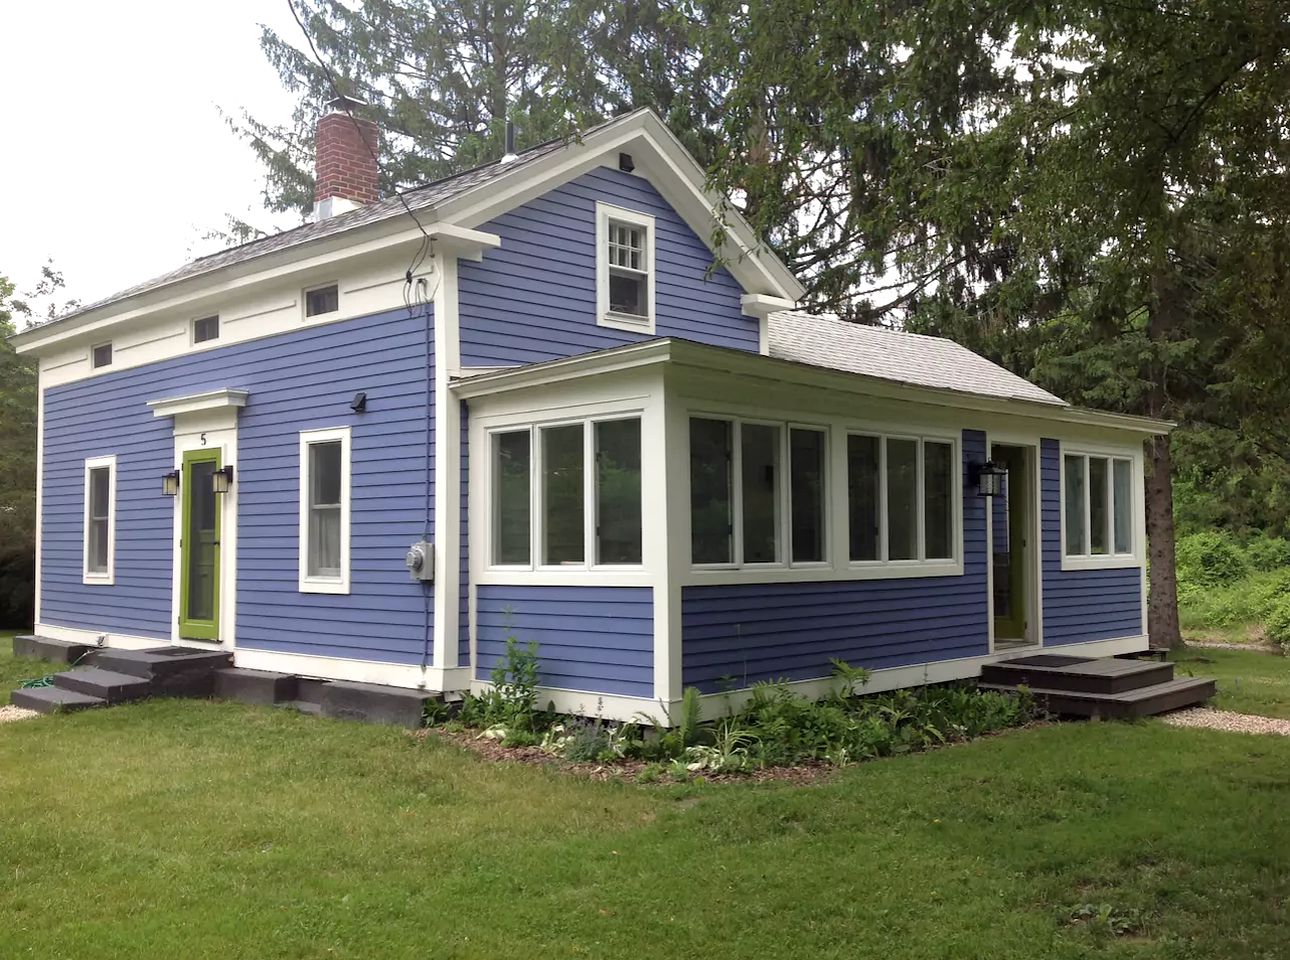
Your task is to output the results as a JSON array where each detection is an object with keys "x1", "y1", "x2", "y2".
[
  {"x1": 476, "y1": 568, "x2": 651, "y2": 587},
  {"x1": 299, "y1": 577, "x2": 350, "y2": 595},
  {"x1": 599, "y1": 311, "x2": 654, "y2": 334},
  {"x1": 82, "y1": 573, "x2": 114, "y2": 586},
  {"x1": 1060, "y1": 554, "x2": 1140, "y2": 572},
  {"x1": 683, "y1": 560, "x2": 964, "y2": 585}
]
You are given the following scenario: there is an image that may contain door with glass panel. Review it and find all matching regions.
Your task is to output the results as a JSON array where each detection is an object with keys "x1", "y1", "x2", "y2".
[
  {"x1": 179, "y1": 448, "x2": 221, "y2": 641},
  {"x1": 991, "y1": 444, "x2": 1030, "y2": 646}
]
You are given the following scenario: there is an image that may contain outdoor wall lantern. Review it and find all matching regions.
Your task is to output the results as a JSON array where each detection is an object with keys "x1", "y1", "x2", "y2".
[
  {"x1": 975, "y1": 460, "x2": 1006, "y2": 498},
  {"x1": 211, "y1": 465, "x2": 235, "y2": 494},
  {"x1": 162, "y1": 470, "x2": 181, "y2": 496}
]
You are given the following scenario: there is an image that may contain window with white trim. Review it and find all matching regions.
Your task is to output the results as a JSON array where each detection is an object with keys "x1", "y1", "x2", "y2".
[
  {"x1": 83, "y1": 455, "x2": 116, "y2": 583},
  {"x1": 846, "y1": 433, "x2": 958, "y2": 564},
  {"x1": 91, "y1": 342, "x2": 113, "y2": 369},
  {"x1": 305, "y1": 283, "x2": 339, "y2": 318},
  {"x1": 595, "y1": 202, "x2": 655, "y2": 332},
  {"x1": 489, "y1": 416, "x2": 643, "y2": 569},
  {"x1": 299, "y1": 427, "x2": 351, "y2": 593},
  {"x1": 688, "y1": 417, "x2": 830, "y2": 567},
  {"x1": 193, "y1": 315, "x2": 220, "y2": 344},
  {"x1": 1063, "y1": 452, "x2": 1134, "y2": 560}
]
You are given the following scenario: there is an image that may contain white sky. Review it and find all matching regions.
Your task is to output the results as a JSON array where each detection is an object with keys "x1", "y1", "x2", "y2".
[{"x1": 0, "y1": 2, "x2": 305, "y2": 312}]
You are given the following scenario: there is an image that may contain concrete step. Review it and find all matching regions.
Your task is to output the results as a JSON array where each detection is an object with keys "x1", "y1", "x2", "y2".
[
  {"x1": 11, "y1": 686, "x2": 106, "y2": 714},
  {"x1": 980, "y1": 675, "x2": 1216, "y2": 719},
  {"x1": 91, "y1": 647, "x2": 231, "y2": 696},
  {"x1": 12, "y1": 635, "x2": 95, "y2": 665},
  {"x1": 279, "y1": 700, "x2": 323, "y2": 717},
  {"x1": 52, "y1": 668, "x2": 152, "y2": 705},
  {"x1": 319, "y1": 681, "x2": 437, "y2": 728},
  {"x1": 981, "y1": 654, "x2": 1175, "y2": 695},
  {"x1": 214, "y1": 667, "x2": 298, "y2": 707}
]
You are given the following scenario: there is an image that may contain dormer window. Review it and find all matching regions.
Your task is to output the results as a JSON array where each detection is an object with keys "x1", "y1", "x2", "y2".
[
  {"x1": 305, "y1": 283, "x2": 340, "y2": 318},
  {"x1": 596, "y1": 202, "x2": 655, "y2": 333},
  {"x1": 91, "y1": 342, "x2": 113, "y2": 368}
]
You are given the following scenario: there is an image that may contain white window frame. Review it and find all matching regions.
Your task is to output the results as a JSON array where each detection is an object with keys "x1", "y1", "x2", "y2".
[
  {"x1": 484, "y1": 412, "x2": 646, "y2": 575},
  {"x1": 90, "y1": 342, "x2": 113, "y2": 369},
  {"x1": 82, "y1": 455, "x2": 116, "y2": 585},
  {"x1": 191, "y1": 314, "x2": 220, "y2": 345},
  {"x1": 595, "y1": 202, "x2": 656, "y2": 334},
  {"x1": 1059, "y1": 446, "x2": 1138, "y2": 570},
  {"x1": 298, "y1": 426, "x2": 352, "y2": 594},
  {"x1": 845, "y1": 431, "x2": 962, "y2": 571},
  {"x1": 690, "y1": 416, "x2": 833, "y2": 572},
  {"x1": 303, "y1": 281, "x2": 341, "y2": 321}
]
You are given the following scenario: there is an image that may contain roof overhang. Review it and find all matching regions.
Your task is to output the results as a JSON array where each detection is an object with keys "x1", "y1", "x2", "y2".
[
  {"x1": 147, "y1": 388, "x2": 250, "y2": 418},
  {"x1": 451, "y1": 338, "x2": 1174, "y2": 437}
]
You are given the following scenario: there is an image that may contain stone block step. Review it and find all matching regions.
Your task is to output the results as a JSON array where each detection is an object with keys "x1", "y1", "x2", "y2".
[
  {"x1": 214, "y1": 667, "x2": 298, "y2": 706},
  {"x1": 91, "y1": 647, "x2": 231, "y2": 696},
  {"x1": 319, "y1": 681, "x2": 437, "y2": 728},
  {"x1": 10, "y1": 686, "x2": 106, "y2": 714},
  {"x1": 980, "y1": 676, "x2": 1216, "y2": 719},
  {"x1": 52, "y1": 668, "x2": 152, "y2": 705},
  {"x1": 981, "y1": 654, "x2": 1174, "y2": 695},
  {"x1": 12, "y1": 635, "x2": 94, "y2": 665}
]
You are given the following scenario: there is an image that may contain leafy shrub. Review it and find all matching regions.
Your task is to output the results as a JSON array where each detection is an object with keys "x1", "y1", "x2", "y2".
[
  {"x1": 457, "y1": 633, "x2": 542, "y2": 739},
  {"x1": 1178, "y1": 568, "x2": 1290, "y2": 632},
  {"x1": 1175, "y1": 531, "x2": 1249, "y2": 590},
  {"x1": 1245, "y1": 535, "x2": 1290, "y2": 572},
  {"x1": 1264, "y1": 595, "x2": 1290, "y2": 655}
]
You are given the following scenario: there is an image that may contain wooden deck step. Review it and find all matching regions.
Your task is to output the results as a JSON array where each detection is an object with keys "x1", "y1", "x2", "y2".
[
  {"x1": 981, "y1": 654, "x2": 1175, "y2": 695},
  {"x1": 10, "y1": 686, "x2": 106, "y2": 714},
  {"x1": 980, "y1": 675, "x2": 1216, "y2": 719},
  {"x1": 52, "y1": 668, "x2": 152, "y2": 705}
]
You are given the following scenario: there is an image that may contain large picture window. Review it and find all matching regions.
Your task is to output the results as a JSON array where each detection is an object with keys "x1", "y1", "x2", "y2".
[
  {"x1": 299, "y1": 427, "x2": 351, "y2": 593},
  {"x1": 846, "y1": 433, "x2": 958, "y2": 565},
  {"x1": 489, "y1": 416, "x2": 644, "y2": 569},
  {"x1": 83, "y1": 455, "x2": 116, "y2": 584},
  {"x1": 1063, "y1": 452, "x2": 1134, "y2": 561}
]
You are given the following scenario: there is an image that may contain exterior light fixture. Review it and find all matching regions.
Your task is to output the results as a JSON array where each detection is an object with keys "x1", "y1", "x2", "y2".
[
  {"x1": 350, "y1": 391, "x2": 367, "y2": 413},
  {"x1": 162, "y1": 470, "x2": 180, "y2": 496},
  {"x1": 212, "y1": 465, "x2": 235, "y2": 494},
  {"x1": 976, "y1": 460, "x2": 1006, "y2": 498}
]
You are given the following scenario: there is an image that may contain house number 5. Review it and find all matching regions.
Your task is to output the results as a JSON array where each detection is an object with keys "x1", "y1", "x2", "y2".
[{"x1": 200, "y1": 433, "x2": 208, "y2": 446}]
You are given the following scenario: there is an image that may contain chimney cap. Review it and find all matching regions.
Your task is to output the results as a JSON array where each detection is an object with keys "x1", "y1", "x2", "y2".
[{"x1": 326, "y1": 94, "x2": 368, "y2": 114}]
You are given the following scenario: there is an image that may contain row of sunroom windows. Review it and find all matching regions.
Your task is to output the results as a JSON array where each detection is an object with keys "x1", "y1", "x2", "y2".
[{"x1": 488, "y1": 415, "x2": 959, "y2": 570}]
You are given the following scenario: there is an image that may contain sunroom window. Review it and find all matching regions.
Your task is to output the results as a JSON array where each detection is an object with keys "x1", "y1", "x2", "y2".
[
  {"x1": 1063, "y1": 452, "x2": 1134, "y2": 560},
  {"x1": 846, "y1": 433, "x2": 958, "y2": 564}
]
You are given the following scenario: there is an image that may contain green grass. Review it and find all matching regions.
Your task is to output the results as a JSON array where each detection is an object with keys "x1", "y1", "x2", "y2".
[
  {"x1": 1172, "y1": 644, "x2": 1290, "y2": 719},
  {"x1": 1, "y1": 652, "x2": 1289, "y2": 958},
  {"x1": 0, "y1": 630, "x2": 53, "y2": 700}
]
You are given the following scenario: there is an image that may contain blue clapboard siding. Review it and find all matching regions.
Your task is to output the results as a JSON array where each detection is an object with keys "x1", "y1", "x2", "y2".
[
  {"x1": 458, "y1": 166, "x2": 757, "y2": 366},
  {"x1": 1039, "y1": 438, "x2": 1144, "y2": 643},
  {"x1": 41, "y1": 307, "x2": 438, "y2": 664},
  {"x1": 680, "y1": 430, "x2": 990, "y2": 692},
  {"x1": 475, "y1": 584, "x2": 654, "y2": 698}
]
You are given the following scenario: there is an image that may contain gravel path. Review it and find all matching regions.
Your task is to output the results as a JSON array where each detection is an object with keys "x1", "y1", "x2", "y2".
[
  {"x1": 1162, "y1": 707, "x2": 1290, "y2": 736},
  {"x1": 0, "y1": 704, "x2": 38, "y2": 724}
]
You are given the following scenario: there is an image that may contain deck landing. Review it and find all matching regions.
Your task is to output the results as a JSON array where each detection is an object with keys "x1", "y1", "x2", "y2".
[{"x1": 980, "y1": 654, "x2": 1215, "y2": 719}]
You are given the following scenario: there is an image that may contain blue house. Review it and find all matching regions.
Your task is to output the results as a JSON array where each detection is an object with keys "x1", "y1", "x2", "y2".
[{"x1": 13, "y1": 105, "x2": 1168, "y2": 721}]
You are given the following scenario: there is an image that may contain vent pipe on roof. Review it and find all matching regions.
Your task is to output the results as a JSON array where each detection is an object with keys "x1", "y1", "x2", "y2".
[
  {"x1": 313, "y1": 95, "x2": 381, "y2": 221},
  {"x1": 500, "y1": 119, "x2": 518, "y2": 164}
]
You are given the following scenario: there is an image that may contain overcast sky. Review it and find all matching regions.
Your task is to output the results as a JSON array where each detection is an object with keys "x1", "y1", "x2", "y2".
[{"x1": 1, "y1": 3, "x2": 306, "y2": 312}]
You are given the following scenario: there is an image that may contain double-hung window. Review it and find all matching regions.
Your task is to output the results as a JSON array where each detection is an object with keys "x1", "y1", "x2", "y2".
[
  {"x1": 489, "y1": 416, "x2": 643, "y2": 569},
  {"x1": 1063, "y1": 451, "x2": 1134, "y2": 563},
  {"x1": 846, "y1": 433, "x2": 958, "y2": 566},
  {"x1": 596, "y1": 202, "x2": 655, "y2": 333},
  {"x1": 299, "y1": 427, "x2": 351, "y2": 593},
  {"x1": 688, "y1": 417, "x2": 829, "y2": 567},
  {"x1": 83, "y1": 455, "x2": 116, "y2": 584}
]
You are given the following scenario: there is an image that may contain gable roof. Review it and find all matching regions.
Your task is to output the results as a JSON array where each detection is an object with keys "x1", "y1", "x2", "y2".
[
  {"x1": 767, "y1": 312, "x2": 1065, "y2": 405},
  {"x1": 17, "y1": 108, "x2": 802, "y2": 348}
]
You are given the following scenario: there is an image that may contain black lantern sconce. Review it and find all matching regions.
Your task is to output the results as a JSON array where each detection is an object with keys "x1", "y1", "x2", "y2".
[
  {"x1": 350, "y1": 391, "x2": 368, "y2": 413},
  {"x1": 162, "y1": 470, "x2": 181, "y2": 496},
  {"x1": 975, "y1": 460, "x2": 1007, "y2": 498},
  {"x1": 212, "y1": 465, "x2": 235, "y2": 494}
]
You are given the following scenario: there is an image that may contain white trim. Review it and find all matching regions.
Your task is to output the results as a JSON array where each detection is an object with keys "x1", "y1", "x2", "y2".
[
  {"x1": 432, "y1": 253, "x2": 461, "y2": 670},
  {"x1": 471, "y1": 679, "x2": 660, "y2": 724},
  {"x1": 302, "y1": 280, "x2": 340, "y2": 321},
  {"x1": 984, "y1": 436, "x2": 1043, "y2": 650},
  {"x1": 191, "y1": 313, "x2": 221, "y2": 346},
  {"x1": 298, "y1": 426, "x2": 352, "y2": 594},
  {"x1": 147, "y1": 388, "x2": 250, "y2": 419},
  {"x1": 234, "y1": 646, "x2": 471, "y2": 692},
  {"x1": 1058, "y1": 444, "x2": 1142, "y2": 571},
  {"x1": 35, "y1": 622, "x2": 159, "y2": 651},
  {"x1": 740, "y1": 294, "x2": 795, "y2": 357},
  {"x1": 90, "y1": 341, "x2": 113, "y2": 369},
  {"x1": 81, "y1": 455, "x2": 116, "y2": 585},
  {"x1": 595, "y1": 201, "x2": 656, "y2": 334},
  {"x1": 34, "y1": 365, "x2": 44, "y2": 621}
]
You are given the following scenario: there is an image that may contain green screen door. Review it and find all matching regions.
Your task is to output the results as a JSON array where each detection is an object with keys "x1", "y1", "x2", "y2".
[{"x1": 179, "y1": 449, "x2": 221, "y2": 641}]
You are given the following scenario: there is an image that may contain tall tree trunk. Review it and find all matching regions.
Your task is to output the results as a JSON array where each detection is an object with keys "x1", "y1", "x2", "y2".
[{"x1": 1146, "y1": 268, "x2": 1184, "y2": 648}]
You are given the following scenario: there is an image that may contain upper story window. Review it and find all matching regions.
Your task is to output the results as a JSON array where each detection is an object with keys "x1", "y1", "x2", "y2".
[
  {"x1": 489, "y1": 415, "x2": 643, "y2": 570},
  {"x1": 1063, "y1": 451, "x2": 1134, "y2": 563},
  {"x1": 689, "y1": 417, "x2": 829, "y2": 568},
  {"x1": 299, "y1": 427, "x2": 351, "y2": 594},
  {"x1": 193, "y1": 315, "x2": 220, "y2": 344},
  {"x1": 91, "y1": 342, "x2": 113, "y2": 369},
  {"x1": 595, "y1": 202, "x2": 655, "y2": 334},
  {"x1": 83, "y1": 455, "x2": 116, "y2": 584},
  {"x1": 305, "y1": 283, "x2": 340, "y2": 318}
]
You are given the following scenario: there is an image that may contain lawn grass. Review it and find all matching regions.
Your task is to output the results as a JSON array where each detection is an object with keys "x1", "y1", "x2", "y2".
[
  {"x1": 1172, "y1": 644, "x2": 1290, "y2": 719},
  {"x1": 1, "y1": 650, "x2": 1289, "y2": 958},
  {"x1": 0, "y1": 629, "x2": 52, "y2": 701}
]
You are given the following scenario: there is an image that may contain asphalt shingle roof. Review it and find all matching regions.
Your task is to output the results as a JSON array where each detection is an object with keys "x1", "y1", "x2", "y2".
[{"x1": 767, "y1": 311, "x2": 1065, "y2": 405}]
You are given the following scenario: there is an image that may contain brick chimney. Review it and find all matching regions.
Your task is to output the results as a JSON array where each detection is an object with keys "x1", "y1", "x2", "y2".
[{"x1": 313, "y1": 95, "x2": 380, "y2": 220}]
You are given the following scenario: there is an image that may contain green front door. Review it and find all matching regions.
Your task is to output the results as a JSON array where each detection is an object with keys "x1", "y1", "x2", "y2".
[
  {"x1": 179, "y1": 449, "x2": 221, "y2": 641},
  {"x1": 991, "y1": 445, "x2": 1028, "y2": 642}
]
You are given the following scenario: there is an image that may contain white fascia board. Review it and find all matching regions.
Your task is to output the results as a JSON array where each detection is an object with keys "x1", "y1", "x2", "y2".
[
  {"x1": 147, "y1": 388, "x2": 251, "y2": 418},
  {"x1": 740, "y1": 293, "x2": 797, "y2": 318},
  {"x1": 437, "y1": 109, "x2": 806, "y2": 303}
]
